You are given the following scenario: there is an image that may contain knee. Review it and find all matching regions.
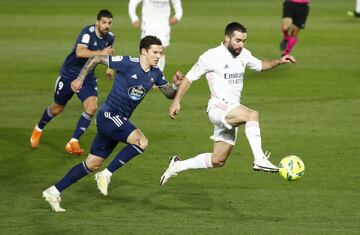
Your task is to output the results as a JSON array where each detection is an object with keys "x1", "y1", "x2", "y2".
[
  {"x1": 84, "y1": 104, "x2": 97, "y2": 115},
  {"x1": 138, "y1": 137, "x2": 148, "y2": 151},
  {"x1": 211, "y1": 155, "x2": 227, "y2": 168},
  {"x1": 248, "y1": 110, "x2": 259, "y2": 121},
  {"x1": 50, "y1": 105, "x2": 64, "y2": 116}
]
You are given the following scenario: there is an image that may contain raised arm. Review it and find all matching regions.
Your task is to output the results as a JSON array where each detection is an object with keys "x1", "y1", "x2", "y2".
[
  {"x1": 71, "y1": 55, "x2": 109, "y2": 93},
  {"x1": 261, "y1": 54, "x2": 296, "y2": 71}
]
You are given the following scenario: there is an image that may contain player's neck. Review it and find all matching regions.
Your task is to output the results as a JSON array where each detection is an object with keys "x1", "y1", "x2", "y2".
[
  {"x1": 95, "y1": 27, "x2": 103, "y2": 39},
  {"x1": 139, "y1": 57, "x2": 151, "y2": 72}
]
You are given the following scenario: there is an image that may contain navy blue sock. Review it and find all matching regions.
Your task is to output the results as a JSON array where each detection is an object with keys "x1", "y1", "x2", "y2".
[
  {"x1": 37, "y1": 107, "x2": 53, "y2": 129},
  {"x1": 55, "y1": 161, "x2": 92, "y2": 192},
  {"x1": 72, "y1": 112, "x2": 93, "y2": 140},
  {"x1": 107, "y1": 144, "x2": 144, "y2": 173}
]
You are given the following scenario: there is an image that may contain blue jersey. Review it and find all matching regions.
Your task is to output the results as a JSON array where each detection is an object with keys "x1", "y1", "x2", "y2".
[
  {"x1": 60, "y1": 24, "x2": 114, "y2": 81},
  {"x1": 102, "y1": 55, "x2": 168, "y2": 118}
]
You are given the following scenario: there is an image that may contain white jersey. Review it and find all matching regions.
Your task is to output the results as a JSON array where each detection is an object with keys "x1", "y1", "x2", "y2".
[
  {"x1": 128, "y1": 0, "x2": 183, "y2": 33},
  {"x1": 186, "y1": 43, "x2": 262, "y2": 105}
]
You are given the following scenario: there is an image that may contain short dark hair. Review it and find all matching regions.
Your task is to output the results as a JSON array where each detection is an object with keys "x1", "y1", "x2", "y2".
[
  {"x1": 97, "y1": 9, "x2": 113, "y2": 20},
  {"x1": 139, "y1": 35, "x2": 162, "y2": 52},
  {"x1": 225, "y1": 22, "x2": 247, "y2": 37}
]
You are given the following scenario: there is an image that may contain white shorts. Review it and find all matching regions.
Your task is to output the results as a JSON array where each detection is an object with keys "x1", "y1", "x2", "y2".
[
  {"x1": 141, "y1": 27, "x2": 170, "y2": 47},
  {"x1": 207, "y1": 98, "x2": 239, "y2": 146}
]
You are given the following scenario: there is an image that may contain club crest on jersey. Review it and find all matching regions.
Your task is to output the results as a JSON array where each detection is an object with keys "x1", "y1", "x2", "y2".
[
  {"x1": 150, "y1": 77, "x2": 154, "y2": 82},
  {"x1": 128, "y1": 85, "x2": 146, "y2": 101}
]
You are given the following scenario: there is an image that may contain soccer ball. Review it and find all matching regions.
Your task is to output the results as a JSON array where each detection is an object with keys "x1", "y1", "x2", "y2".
[{"x1": 279, "y1": 155, "x2": 305, "y2": 181}]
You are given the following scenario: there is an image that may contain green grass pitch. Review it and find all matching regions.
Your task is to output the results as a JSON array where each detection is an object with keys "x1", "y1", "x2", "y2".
[{"x1": 0, "y1": 0, "x2": 359, "y2": 234}]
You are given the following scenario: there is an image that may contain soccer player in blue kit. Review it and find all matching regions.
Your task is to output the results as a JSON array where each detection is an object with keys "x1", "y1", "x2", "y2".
[
  {"x1": 30, "y1": 9, "x2": 115, "y2": 155},
  {"x1": 42, "y1": 36, "x2": 183, "y2": 212}
]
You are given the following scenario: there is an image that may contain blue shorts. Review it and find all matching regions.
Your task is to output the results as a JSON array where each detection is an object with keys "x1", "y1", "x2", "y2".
[
  {"x1": 53, "y1": 74, "x2": 98, "y2": 106},
  {"x1": 90, "y1": 109, "x2": 137, "y2": 158}
]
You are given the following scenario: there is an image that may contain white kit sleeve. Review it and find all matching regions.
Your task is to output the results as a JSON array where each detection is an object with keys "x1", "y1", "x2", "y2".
[
  {"x1": 128, "y1": 0, "x2": 142, "y2": 23},
  {"x1": 246, "y1": 53, "x2": 262, "y2": 72},
  {"x1": 171, "y1": 0, "x2": 183, "y2": 20},
  {"x1": 186, "y1": 53, "x2": 213, "y2": 83}
]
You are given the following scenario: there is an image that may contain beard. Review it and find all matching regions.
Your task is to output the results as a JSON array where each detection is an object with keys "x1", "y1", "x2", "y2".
[
  {"x1": 99, "y1": 28, "x2": 109, "y2": 37},
  {"x1": 227, "y1": 45, "x2": 242, "y2": 57}
]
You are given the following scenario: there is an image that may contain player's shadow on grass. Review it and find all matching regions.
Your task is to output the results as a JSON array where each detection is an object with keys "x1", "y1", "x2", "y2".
[{"x1": 140, "y1": 182, "x2": 214, "y2": 211}]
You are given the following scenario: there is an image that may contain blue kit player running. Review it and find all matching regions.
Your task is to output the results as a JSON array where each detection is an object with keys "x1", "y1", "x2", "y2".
[
  {"x1": 30, "y1": 9, "x2": 115, "y2": 155},
  {"x1": 42, "y1": 36, "x2": 183, "y2": 212}
]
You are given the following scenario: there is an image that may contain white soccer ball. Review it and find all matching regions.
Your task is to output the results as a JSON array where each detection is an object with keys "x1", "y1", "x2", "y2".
[{"x1": 278, "y1": 155, "x2": 305, "y2": 181}]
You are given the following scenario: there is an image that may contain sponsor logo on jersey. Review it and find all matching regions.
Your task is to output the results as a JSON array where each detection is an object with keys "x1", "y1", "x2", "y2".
[
  {"x1": 129, "y1": 56, "x2": 140, "y2": 62},
  {"x1": 150, "y1": 77, "x2": 154, "y2": 82},
  {"x1": 224, "y1": 72, "x2": 244, "y2": 79},
  {"x1": 128, "y1": 85, "x2": 146, "y2": 101},
  {"x1": 111, "y1": 56, "x2": 123, "y2": 62},
  {"x1": 131, "y1": 74, "x2": 138, "y2": 79}
]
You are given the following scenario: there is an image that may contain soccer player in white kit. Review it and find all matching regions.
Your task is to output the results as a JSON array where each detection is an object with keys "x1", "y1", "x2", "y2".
[
  {"x1": 128, "y1": 0, "x2": 183, "y2": 71},
  {"x1": 347, "y1": 0, "x2": 360, "y2": 17},
  {"x1": 160, "y1": 22, "x2": 296, "y2": 186}
]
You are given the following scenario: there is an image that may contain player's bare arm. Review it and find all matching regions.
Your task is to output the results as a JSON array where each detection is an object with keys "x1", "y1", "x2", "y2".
[
  {"x1": 76, "y1": 44, "x2": 114, "y2": 58},
  {"x1": 159, "y1": 71, "x2": 184, "y2": 99},
  {"x1": 261, "y1": 54, "x2": 296, "y2": 71},
  {"x1": 159, "y1": 84, "x2": 177, "y2": 99},
  {"x1": 169, "y1": 77, "x2": 191, "y2": 119},
  {"x1": 106, "y1": 68, "x2": 114, "y2": 80},
  {"x1": 71, "y1": 55, "x2": 109, "y2": 92}
]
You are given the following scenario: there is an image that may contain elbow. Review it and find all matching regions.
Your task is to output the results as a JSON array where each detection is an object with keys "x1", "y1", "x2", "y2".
[{"x1": 75, "y1": 51, "x2": 87, "y2": 59}]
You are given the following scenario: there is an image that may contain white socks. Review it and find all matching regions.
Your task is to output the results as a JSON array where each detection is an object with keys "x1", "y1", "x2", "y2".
[
  {"x1": 177, "y1": 153, "x2": 213, "y2": 172},
  {"x1": 245, "y1": 121, "x2": 264, "y2": 161},
  {"x1": 102, "y1": 168, "x2": 113, "y2": 177},
  {"x1": 49, "y1": 186, "x2": 61, "y2": 196}
]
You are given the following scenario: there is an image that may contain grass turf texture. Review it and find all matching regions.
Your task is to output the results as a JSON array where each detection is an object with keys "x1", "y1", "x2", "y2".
[{"x1": 0, "y1": 0, "x2": 359, "y2": 234}]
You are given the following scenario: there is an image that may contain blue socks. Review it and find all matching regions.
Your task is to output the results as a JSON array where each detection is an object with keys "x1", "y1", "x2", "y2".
[
  {"x1": 55, "y1": 161, "x2": 92, "y2": 192},
  {"x1": 72, "y1": 112, "x2": 93, "y2": 140},
  {"x1": 37, "y1": 107, "x2": 53, "y2": 129},
  {"x1": 54, "y1": 144, "x2": 143, "y2": 193},
  {"x1": 107, "y1": 144, "x2": 144, "y2": 173}
]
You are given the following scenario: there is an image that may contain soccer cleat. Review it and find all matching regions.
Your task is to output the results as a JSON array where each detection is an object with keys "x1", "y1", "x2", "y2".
[
  {"x1": 253, "y1": 151, "x2": 279, "y2": 173},
  {"x1": 42, "y1": 188, "x2": 66, "y2": 212},
  {"x1": 65, "y1": 140, "x2": 85, "y2": 155},
  {"x1": 347, "y1": 10, "x2": 360, "y2": 17},
  {"x1": 95, "y1": 172, "x2": 111, "y2": 196},
  {"x1": 280, "y1": 39, "x2": 288, "y2": 51},
  {"x1": 30, "y1": 126, "x2": 43, "y2": 148},
  {"x1": 160, "y1": 156, "x2": 181, "y2": 186}
]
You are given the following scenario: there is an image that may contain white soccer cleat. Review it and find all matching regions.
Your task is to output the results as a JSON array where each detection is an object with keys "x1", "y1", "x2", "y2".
[
  {"x1": 95, "y1": 172, "x2": 110, "y2": 196},
  {"x1": 253, "y1": 151, "x2": 279, "y2": 173},
  {"x1": 42, "y1": 188, "x2": 66, "y2": 212},
  {"x1": 160, "y1": 156, "x2": 181, "y2": 186}
]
